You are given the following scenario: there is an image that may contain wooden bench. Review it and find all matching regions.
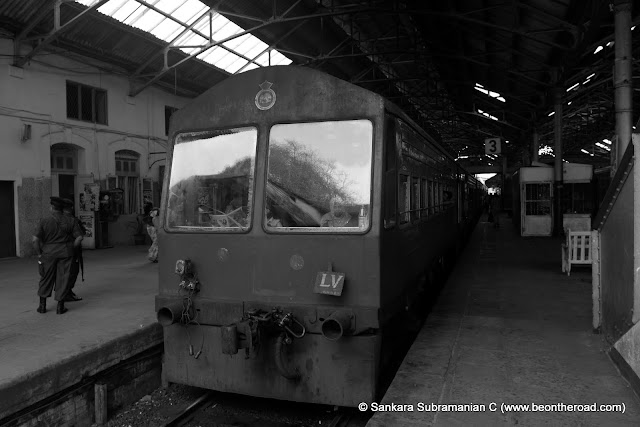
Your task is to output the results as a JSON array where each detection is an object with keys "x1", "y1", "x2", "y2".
[{"x1": 561, "y1": 229, "x2": 592, "y2": 276}]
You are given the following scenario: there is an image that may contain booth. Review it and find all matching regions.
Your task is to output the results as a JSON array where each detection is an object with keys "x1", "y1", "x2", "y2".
[
  {"x1": 512, "y1": 163, "x2": 594, "y2": 237},
  {"x1": 514, "y1": 166, "x2": 554, "y2": 236}
]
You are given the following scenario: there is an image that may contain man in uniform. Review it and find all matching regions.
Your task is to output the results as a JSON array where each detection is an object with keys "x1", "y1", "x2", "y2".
[
  {"x1": 32, "y1": 197, "x2": 83, "y2": 314},
  {"x1": 62, "y1": 198, "x2": 85, "y2": 302}
]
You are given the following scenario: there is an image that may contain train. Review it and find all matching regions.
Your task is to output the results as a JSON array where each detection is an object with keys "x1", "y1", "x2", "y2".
[{"x1": 155, "y1": 65, "x2": 485, "y2": 406}]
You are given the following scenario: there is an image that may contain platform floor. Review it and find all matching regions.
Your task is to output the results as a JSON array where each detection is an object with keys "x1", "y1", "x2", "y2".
[
  {"x1": 368, "y1": 213, "x2": 640, "y2": 427},
  {"x1": 0, "y1": 245, "x2": 161, "y2": 421}
]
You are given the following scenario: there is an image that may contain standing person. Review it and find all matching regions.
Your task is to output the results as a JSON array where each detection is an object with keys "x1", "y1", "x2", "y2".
[
  {"x1": 32, "y1": 197, "x2": 83, "y2": 314},
  {"x1": 147, "y1": 208, "x2": 159, "y2": 263},
  {"x1": 62, "y1": 198, "x2": 85, "y2": 302}
]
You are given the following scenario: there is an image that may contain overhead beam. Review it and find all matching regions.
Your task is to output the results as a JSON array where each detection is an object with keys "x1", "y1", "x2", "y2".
[
  {"x1": 235, "y1": 19, "x2": 309, "y2": 74},
  {"x1": 13, "y1": 0, "x2": 57, "y2": 62},
  {"x1": 14, "y1": 0, "x2": 110, "y2": 68},
  {"x1": 129, "y1": 0, "x2": 303, "y2": 96},
  {"x1": 133, "y1": 0, "x2": 263, "y2": 76}
]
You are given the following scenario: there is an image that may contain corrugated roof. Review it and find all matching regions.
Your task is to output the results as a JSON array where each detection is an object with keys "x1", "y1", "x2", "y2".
[
  {"x1": 2, "y1": 0, "x2": 639, "y2": 166},
  {"x1": 76, "y1": 0, "x2": 291, "y2": 73}
]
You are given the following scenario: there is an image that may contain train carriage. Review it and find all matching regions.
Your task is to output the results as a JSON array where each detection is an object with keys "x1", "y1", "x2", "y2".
[{"x1": 156, "y1": 65, "x2": 482, "y2": 406}]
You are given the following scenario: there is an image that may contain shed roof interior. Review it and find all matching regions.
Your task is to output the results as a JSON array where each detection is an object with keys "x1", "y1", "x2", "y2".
[{"x1": 2, "y1": 0, "x2": 639, "y2": 172}]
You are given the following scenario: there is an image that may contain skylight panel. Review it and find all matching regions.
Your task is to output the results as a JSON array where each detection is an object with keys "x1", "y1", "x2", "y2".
[
  {"x1": 272, "y1": 52, "x2": 292, "y2": 65},
  {"x1": 255, "y1": 52, "x2": 271, "y2": 66},
  {"x1": 128, "y1": 8, "x2": 166, "y2": 32},
  {"x1": 217, "y1": 21, "x2": 244, "y2": 41},
  {"x1": 474, "y1": 83, "x2": 505, "y2": 102},
  {"x1": 227, "y1": 59, "x2": 249, "y2": 74},
  {"x1": 149, "y1": 19, "x2": 182, "y2": 40},
  {"x1": 192, "y1": 16, "x2": 212, "y2": 34},
  {"x1": 243, "y1": 40, "x2": 269, "y2": 59},
  {"x1": 94, "y1": 0, "x2": 127, "y2": 15},
  {"x1": 226, "y1": 34, "x2": 253, "y2": 53},
  {"x1": 243, "y1": 62, "x2": 260, "y2": 72},
  {"x1": 169, "y1": 0, "x2": 208, "y2": 25},
  {"x1": 74, "y1": 0, "x2": 292, "y2": 74},
  {"x1": 197, "y1": 46, "x2": 228, "y2": 64},
  {"x1": 477, "y1": 109, "x2": 498, "y2": 121},
  {"x1": 154, "y1": 0, "x2": 185, "y2": 15},
  {"x1": 122, "y1": 1, "x2": 147, "y2": 25},
  {"x1": 213, "y1": 52, "x2": 243, "y2": 70},
  {"x1": 111, "y1": 0, "x2": 141, "y2": 23},
  {"x1": 176, "y1": 32, "x2": 207, "y2": 49}
]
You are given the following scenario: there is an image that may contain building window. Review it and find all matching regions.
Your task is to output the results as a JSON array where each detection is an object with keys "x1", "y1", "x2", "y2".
[
  {"x1": 165, "y1": 106, "x2": 178, "y2": 135},
  {"x1": 51, "y1": 144, "x2": 77, "y2": 173},
  {"x1": 66, "y1": 81, "x2": 108, "y2": 125},
  {"x1": 115, "y1": 150, "x2": 140, "y2": 214}
]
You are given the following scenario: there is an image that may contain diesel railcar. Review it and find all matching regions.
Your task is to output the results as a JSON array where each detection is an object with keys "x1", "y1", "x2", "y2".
[{"x1": 156, "y1": 65, "x2": 483, "y2": 406}]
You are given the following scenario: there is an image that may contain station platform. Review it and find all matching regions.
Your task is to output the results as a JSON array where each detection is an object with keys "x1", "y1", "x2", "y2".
[
  {"x1": 368, "y1": 213, "x2": 640, "y2": 426},
  {"x1": 0, "y1": 245, "x2": 162, "y2": 425}
]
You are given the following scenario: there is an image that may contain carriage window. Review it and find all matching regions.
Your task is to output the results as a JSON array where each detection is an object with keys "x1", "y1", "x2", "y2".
[
  {"x1": 428, "y1": 181, "x2": 435, "y2": 214},
  {"x1": 166, "y1": 127, "x2": 257, "y2": 231},
  {"x1": 399, "y1": 174, "x2": 410, "y2": 224},
  {"x1": 411, "y1": 176, "x2": 420, "y2": 221},
  {"x1": 266, "y1": 120, "x2": 372, "y2": 232},
  {"x1": 421, "y1": 178, "x2": 428, "y2": 216}
]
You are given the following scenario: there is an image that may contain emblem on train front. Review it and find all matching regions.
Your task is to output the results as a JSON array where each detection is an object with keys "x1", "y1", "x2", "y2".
[{"x1": 255, "y1": 81, "x2": 276, "y2": 110}]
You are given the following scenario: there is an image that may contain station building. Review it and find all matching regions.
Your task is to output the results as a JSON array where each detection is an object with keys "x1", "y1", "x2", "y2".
[{"x1": 0, "y1": 39, "x2": 188, "y2": 257}]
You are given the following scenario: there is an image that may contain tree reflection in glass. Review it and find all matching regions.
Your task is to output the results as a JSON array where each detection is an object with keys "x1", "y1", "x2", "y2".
[{"x1": 266, "y1": 120, "x2": 373, "y2": 231}]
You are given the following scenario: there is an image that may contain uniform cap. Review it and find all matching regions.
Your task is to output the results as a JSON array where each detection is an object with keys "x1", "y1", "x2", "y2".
[{"x1": 62, "y1": 198, "x2": 74, "y2": 207}]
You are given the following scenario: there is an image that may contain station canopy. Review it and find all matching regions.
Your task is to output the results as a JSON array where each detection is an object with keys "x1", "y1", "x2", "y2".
[{"x1": 4, "y1": 0, "x2": 640, "y2": 171}]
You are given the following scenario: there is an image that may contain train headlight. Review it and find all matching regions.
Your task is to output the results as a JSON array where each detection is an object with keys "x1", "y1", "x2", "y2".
[
  {"x1": 175, "y1": 259, "x2": 193, "y2": 276},
  {"x1": 175, "y1": 259, "x2": 186, "y2": 275}
]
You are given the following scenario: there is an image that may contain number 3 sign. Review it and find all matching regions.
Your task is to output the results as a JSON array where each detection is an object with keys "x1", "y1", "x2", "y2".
[{"x1": 485, "y1": 137, "x2": 501, "y2": 155}]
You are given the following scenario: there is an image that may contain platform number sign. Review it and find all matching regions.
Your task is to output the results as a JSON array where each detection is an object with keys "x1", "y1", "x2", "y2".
[{"x1": 485, "y1": 137, "x2": 502, "y2": 155}]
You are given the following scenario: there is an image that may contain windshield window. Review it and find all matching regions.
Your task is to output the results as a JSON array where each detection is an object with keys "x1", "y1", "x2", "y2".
[
  {"x1": 166, "y1": 127, "x2": 257, "y2": 231},
  {"x1": 265, "y1": 120, "x2": 373, "y2": 232}
]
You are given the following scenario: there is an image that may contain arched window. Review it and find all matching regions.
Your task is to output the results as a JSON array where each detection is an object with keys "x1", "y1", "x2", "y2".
[
  {"x1": 115, "y1": 150, "x2": 140, "y2": 214},
  {"x1": 51, "y1": 143, "x2": 78, "y2": 173}
]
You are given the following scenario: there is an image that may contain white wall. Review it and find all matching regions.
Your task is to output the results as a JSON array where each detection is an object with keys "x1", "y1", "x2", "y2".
[{"x1": 0, "y1": 40, "x2": 191, "y2": 255}]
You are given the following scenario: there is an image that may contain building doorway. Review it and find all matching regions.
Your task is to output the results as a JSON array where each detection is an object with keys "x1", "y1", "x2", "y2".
[
  {"x1": 0, "y1": 181, "x2": 16, "y2": 258},
  {"x1": 58, "y1": 174, "x2": 75, "y2": 201},
  {"x1": 51, "y1": 143, "x2": 78, "y2": 204}
]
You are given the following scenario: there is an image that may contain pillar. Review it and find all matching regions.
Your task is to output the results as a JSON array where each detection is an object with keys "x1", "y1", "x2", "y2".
[
  {"x1": 614, "y1": 0, "x2": 633, "y2": 165},
  {"x1": 553, "y1": 88, "x2": 563, "y2": 236},
  {"x1": 633, "y1": 135, "x2": 640, "y2": 322}
]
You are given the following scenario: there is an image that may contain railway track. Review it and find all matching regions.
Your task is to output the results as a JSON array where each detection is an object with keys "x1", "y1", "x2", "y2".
[{"x1": 159, "y1": 391, "x2": 370, "y2": 427}]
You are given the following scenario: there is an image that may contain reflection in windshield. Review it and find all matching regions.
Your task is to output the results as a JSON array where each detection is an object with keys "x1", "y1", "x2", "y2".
[
  {"x1": 166, "y1": 128, "x2": 257, "y2": 231},
  {"x1": 265, "y1": 120, "x2": 373, "y2": 231}
]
